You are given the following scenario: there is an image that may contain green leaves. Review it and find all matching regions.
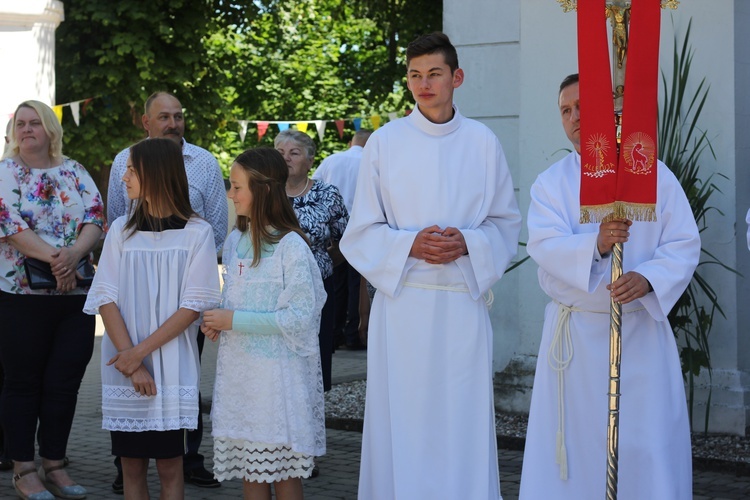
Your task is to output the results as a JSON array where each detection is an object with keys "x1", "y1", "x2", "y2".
[{"x1": 660, "y1": 18, "x2": 734, "y2": 433}]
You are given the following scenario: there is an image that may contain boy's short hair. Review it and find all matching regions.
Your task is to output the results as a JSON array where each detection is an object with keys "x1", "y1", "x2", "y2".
[{"x1": 406, "y1": 32, "x2": 459, "y2": 73}]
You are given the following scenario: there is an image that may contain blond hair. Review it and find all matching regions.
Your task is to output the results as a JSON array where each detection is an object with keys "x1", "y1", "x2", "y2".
[{"x1": 3, "y1": 100, "x2": 64, "y2": 161}]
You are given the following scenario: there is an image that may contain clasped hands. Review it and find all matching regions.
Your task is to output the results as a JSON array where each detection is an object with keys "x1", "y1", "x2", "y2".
[
  {"x1": 107, "y1": 345, "x2": 156, "y2": 397},
  {"x1": 50, "y1": 246, "x2": 82, "y2": 292},
  {"x1": 598, "y1": 218, "x2": 652, "y2": 304},
  {"x1": 200, "y1": 309, "x2": 234, "y2": 342},
  {"x1": 409, "y1": 225, "x2": 467, "y2": 265}
]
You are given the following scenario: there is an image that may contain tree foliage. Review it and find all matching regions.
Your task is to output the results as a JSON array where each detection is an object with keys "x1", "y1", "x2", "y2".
[{"x1": 55, "y1": 0, "x2": 441, "y2": 191}]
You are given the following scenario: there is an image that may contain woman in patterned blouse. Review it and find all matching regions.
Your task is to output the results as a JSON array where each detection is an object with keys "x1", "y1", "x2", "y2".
[
  {"x1": 0, "y1": 101, "x2": 105, "y2": 500},
  {"x1": 274, "y1": 130, "x2": 348, "y2": 392}
]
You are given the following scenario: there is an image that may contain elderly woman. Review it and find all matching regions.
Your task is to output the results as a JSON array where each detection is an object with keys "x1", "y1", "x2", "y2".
[
  {"x1": 0, "y1": 101, "x2": 105, "y2": 500},
  {"x1": 275, "y1": 130, "x2": 348, "y2": 392}
]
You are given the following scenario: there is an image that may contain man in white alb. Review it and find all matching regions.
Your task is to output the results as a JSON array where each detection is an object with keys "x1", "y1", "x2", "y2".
[
  {"x1": 340, "y1": 32, "x2": 522, "y2": 500},
  {"x1": 519, "y1": 74, "x2": 699, "y2": 499}
]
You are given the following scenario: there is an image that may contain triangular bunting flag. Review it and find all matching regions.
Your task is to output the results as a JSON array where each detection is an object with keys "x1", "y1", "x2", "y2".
[
  {"x1": 238, "y1": 120, "x2": 248, "y2": 143},
  {"x1": 257, "y1": 121, "x2": 269, "y2": 141},
  {"x1": 314, "y1": 120, "x2": 326, "y2": 141},
  {"x1": 70, "y1": 101, "x2": 81, "y2": 126},
  {"x1": 388, "y1": 112, "x2": 398, "y2": 121},
  {"x1": 370, "y1": 115, "x2": 381, "y2": 130},
  {"x1": 296, "y1": 122, "x2": 309, "y2": 133},
  {"x1": 82, "y1": 98, "x2": 93, "y2": 116},
  {"x1": 405, "y1": 108, "x2": 413, "y2": 116},
  {"x1": 335, "y1": 120, "x2": 345, "y2": 139},
  {"x1": 278, "y1": 123, "x2": 289, "y2": 132},
  {"x1": 353, "y1": 117, "x2": 362, "y2": 131},
  {"x1": 52, "y1": 105, "x2": 63, "y2": 123}
]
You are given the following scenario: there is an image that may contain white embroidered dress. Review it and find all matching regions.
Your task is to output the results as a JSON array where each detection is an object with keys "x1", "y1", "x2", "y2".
[
  {"x1": 83, "y1": 216, "x2": 221, "y2": 431},
  {"x1": 212, "y1": 230, "x2": 326, "y2": 483}
]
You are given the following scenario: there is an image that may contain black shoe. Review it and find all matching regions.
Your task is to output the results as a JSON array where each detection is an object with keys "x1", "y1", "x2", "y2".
[
  {"x1": 112, "y1": 471, "x2": 123, "y2": 494},
  {"x1": 184, "y1": 467, "x2": 220, "y2": 488},
  {"x1": 310, "y1": 463, "x2": 319, "y2": 478},
  {"x1": 0, "y1": 458, "x2": 12, "y2": 471}
]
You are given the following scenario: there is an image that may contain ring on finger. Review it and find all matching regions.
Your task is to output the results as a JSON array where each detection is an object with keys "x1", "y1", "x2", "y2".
[{"x1": 610, "y1": 230, "x2": 613, "y2": 236}]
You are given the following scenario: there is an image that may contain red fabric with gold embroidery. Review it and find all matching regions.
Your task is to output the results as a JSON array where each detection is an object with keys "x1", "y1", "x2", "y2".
[{"x1": 578, "y1": 0, "x2": 660, "y2": 223}]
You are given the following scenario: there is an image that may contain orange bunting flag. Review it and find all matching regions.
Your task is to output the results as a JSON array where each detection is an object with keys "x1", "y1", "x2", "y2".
[{"x1": 578, "y1": 0, "x2": 659, "y2": 224}]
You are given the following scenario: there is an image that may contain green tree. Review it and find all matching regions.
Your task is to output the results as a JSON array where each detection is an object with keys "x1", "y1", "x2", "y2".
[{"x1": 55, "y1": 0, "x2": 441, "y2": 189}]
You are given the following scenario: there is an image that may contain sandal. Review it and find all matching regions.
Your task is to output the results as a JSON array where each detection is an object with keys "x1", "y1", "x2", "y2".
[
  {"x1": 12, "y1": 468, "x2": 54, "y2": 500},
  {"x1": 38, "y1": 464, "x2": 86, "y2": 499}
]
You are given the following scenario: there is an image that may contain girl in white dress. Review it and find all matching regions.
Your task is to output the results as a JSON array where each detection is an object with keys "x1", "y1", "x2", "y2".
[
  {"x1": 201, "y1": 147, "x2": 326, "y2": 500},
  {"x1": 84, "y1": 138, "x2": 221, "y2": 499}
]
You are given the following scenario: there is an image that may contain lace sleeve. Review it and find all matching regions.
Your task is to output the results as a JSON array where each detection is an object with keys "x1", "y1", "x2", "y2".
[{"x1": 274, "y1": 234, "x2": 327, "y2": 356}]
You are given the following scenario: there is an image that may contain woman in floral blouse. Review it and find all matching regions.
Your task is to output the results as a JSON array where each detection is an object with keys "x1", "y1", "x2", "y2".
[
  {"x1": 0, "y1": 101, "x2": 105, "y2": 500},
  {"x1": 275, "y1": 130, "x2": 348, "y2": 393}
]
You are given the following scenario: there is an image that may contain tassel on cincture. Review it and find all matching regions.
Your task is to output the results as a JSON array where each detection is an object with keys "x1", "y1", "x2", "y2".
[
  {"x1": 556, "y1": 430, "x2": 568, "y2": 480},
  {"x1": 559, "y1": 443, "x2": 568, "y2": 480}
]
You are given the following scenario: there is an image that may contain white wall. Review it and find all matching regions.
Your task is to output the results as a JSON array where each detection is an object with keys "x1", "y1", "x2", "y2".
[
  {"x1": 0, "y1": 0, "x2": 64, "y2": 120},
  {"x1": 446, "y1": 0, "x2": 749, "y2": 434}
]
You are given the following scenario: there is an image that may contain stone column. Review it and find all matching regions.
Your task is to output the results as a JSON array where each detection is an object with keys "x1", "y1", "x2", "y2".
[{"x1": 0, "y1": 0, "x2": 65, "y2": 120}]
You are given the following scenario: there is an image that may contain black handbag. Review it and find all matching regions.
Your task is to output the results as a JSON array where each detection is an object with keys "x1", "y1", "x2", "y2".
[{"x1": 23, "y1": 257, "x2": 95, "y2": 290}]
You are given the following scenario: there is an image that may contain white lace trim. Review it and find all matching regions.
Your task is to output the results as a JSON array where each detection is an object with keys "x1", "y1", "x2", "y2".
[
  {"x1": 103, "y1": 415, "x2": 197, "y2": 432},
  {"x1": 213, "y1": 439, "x2": 315, "y2": 483}
]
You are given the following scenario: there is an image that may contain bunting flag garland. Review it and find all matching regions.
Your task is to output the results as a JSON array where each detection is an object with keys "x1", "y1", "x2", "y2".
[
  {"x1": 352, "y1": 117, "x2": 362, "y2": 131},
  {"x1": 70, "y1": 101, "x2": 80, "y2": 126},
  {"x1": 313, "y1": 120, "x2": 326, "y2": 141},
  {"x1": 257, "y1": 121, "x2": 269, "y2": 141},
  {"x1": 82, "y1": 98, "x2": 93, "y2": 116},
  {"x1": 578, "y1": 0, "x2": 659, "y2": 224},
  {"x1": 388, "y1": 112, "x2": 398, "y2": 121},
  {"x1": 334, "y1": 120, "x2": 345, "y2": 139},
  {"x1": 238, "y1": 120, "x2": 249, "y2": 143},
  {"x1": 370, "y1": 115, "x2": 381, "y2": 130},
  {"x1": 296, "y1": 122, "x2": 309, "y2": 133},
  {"x1": 277, "y1": 123, "x2": 289, "y2": 132},
  {"x1": 52, "y1": 105, "x2": 63, "y2": 123}
]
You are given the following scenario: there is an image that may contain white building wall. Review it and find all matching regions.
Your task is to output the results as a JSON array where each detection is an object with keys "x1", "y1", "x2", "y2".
[
  {"x1": 0, "y1": 0, "x2": 64, "y2": 120},
  {"x1": 446, "y1": 0, "x2": 750, "y2": 434}
]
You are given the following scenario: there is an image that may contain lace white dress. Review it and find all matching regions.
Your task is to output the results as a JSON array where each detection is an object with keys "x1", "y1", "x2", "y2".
[
  {"x1": 83, "y1": 216, "x2": 222, "y2": 432},
  {"x1": 212, "y1": 229, "x2": 326, "y2": 483}
]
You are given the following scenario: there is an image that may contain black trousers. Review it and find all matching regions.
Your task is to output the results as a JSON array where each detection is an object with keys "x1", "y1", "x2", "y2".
[
  {"x1": 332, "y1": 261, "x2": 361, "y2": 346},
  {"x1": 0, "y1": 292, "x2": 94, "y2": 461},
  {"x1": 320, "y1": 276, "x2": 335, "y2": 392}
]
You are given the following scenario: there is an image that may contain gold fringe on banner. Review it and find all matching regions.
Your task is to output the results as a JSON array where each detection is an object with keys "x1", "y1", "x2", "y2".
[{"x1": 580, "y1": 202, "x2": 656, "y2": 224}]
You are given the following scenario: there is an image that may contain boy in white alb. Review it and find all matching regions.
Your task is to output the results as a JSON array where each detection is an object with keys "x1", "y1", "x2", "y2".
[{"x1": 340, "y1": 32, "x2": 522, "y2": 500}]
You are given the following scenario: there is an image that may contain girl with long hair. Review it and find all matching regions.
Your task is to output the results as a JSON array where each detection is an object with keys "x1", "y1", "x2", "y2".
[
  {"x1": 84, "y1": 138, "x2": 221, "y2": 499},
  {"x1": 202, "y1": 147, "x2": 326, "y2": 500}
]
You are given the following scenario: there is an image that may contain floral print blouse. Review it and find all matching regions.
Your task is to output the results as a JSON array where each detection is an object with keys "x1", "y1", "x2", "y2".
[
  {"x1": 0, "y1": 157, "x2": 105, "y2": 295},
  {"x1": 290, "y1": 180, "x2": 348, "y2": 280}
]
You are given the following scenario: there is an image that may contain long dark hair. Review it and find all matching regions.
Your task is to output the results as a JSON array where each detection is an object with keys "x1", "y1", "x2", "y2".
[
  {"x1": 123, "y1": 138, "x2": 196, "y2": 238},
  {"x1": 233, "y1": 147, "x2": 308, "y2": 266}
]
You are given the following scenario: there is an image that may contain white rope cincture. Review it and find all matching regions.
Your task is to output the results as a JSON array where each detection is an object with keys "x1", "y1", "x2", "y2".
[
  {"x1": 549, "y1": 301, "x2": 577, "y2": 480},
  {"x1": 548, "y1": 301, "x2": 646, "y2": 481},
  {"x1": 403, "y1": 282, "x2": 494, "y2": 309}
]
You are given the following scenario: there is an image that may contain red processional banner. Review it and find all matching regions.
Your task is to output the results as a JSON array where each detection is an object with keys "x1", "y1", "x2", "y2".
[{"x1": 578, "y1": 0, "x2": 660, "y2": 224}]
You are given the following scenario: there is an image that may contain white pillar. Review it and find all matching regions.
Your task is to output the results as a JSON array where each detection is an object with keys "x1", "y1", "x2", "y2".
[{"x1": 0, "y1": 0, "x2": 65, "y2": 120}]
